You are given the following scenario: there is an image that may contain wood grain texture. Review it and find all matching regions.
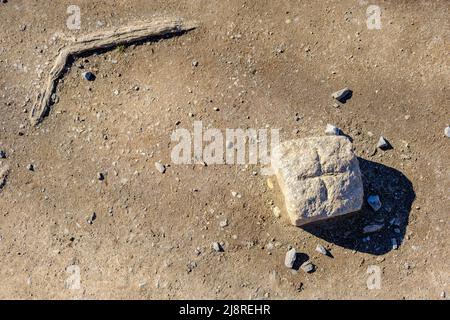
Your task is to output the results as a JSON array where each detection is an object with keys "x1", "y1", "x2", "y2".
[{"x1": 30, "y1": 17, "x2": 197, "y2": 125}]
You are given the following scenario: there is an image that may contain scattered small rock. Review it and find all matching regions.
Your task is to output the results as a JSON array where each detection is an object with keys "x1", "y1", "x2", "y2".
[
  {"x1": 367, "y1": 195, "x2": 382, "y2": 211},
  {"x1": 26, "y1": 164, "x2": 34, "y2": 171},
  {"x1": 0, "y1": 166, "x2": 8, "y2": 190},
  {"x1": 377, "y1": 136, "x2": 392, "y2": 150},
  {"x1": 325, "y1": 124, "x2": 341, "y2": 136},
  {"x1": 82, "y1": 71, "x2": 96, "y2": 81},
  {"x1": 212, "y1": 242, "x2": 223, "y2": 252},
  {"x1": 87, "y1": 212, "x2": 96, "y2": 224},
  {"x1": 219, "y1": 219, "x2": 228, "y2": 228},
  {"x1": 444, "y1": 126, "x2": 450, "y2": 138},
  {"x1": 284, "y1": 248, "x2": 297, "y2": 268},
  {"x1": 154, "y1": 162, "x2": 166, "y2": 174},
  {"x1": 391, "y1": 238, "x2": 398, "y2": 250},
  {"x1": 272, "y1": 206, "x2": 281, "y2": 218},
  {"x1": 300, "y1": 261, "x2": 315, "y2": 273},
  {"x1": 315, "y1": 244, "x2": 328, "y2": 256},
  {"x1": 97, "y1": 172, "x2": 105, "y2": 181},
  {"x1": 331, "y1": 87, "x2": 351, "y2": 102},
  {"x1": 363, "y1": 224, "x2": 384, "y2": 233},
  {"x1": 192, "y1": 60, "x2": 199, "y2": 67},
  {"x1": 231, "y1": 191, "x2": 241, "y2": 198},
  {"x1": 0, "y1": 150, "x2": 6, "y2": 159}
]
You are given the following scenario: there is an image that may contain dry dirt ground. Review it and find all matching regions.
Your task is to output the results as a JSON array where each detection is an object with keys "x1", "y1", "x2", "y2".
[{"x1": 0, "y1": 0, "x2": 449, "y2": 299}]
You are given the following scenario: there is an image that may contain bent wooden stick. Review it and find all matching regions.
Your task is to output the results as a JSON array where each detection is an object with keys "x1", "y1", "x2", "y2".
[{"x1": 30, "y1": 17, "x2": 197, "y2": 125}]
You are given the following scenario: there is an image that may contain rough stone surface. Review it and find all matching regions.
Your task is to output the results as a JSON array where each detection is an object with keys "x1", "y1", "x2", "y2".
[
  {"x1": 300, "y1": 261, "x2": 315, "y2": 273},
  {"x1": 82, "y1": 71, "x2": 96, "y2": 81},
  {"x1": 377, "y1": 136, "x2": 391, "y2": 150},
  {"x1": 271, "y1": 136, "x2": 364, "y2": 226},
  {"x1": 154, "y1": 162, "x2": 166, "y2": 174},
  {"x1": 315, "y1": 244, "x2": 328, "y2": 256},
  {"x1": 325, "y1": 124, "x2": 341, "y2": 136},
  {"x1": 212, "y1": 242, "x2": 222, "y2": 252},
  {"x1": 284, "y1": 248, "x2": 297, "y2": 268},
  {"x1": 331, "y1": 87, "x2": 351, "y2": 102}
]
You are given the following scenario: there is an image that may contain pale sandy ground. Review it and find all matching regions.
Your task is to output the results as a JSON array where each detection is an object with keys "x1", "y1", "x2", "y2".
[{"x1": 0, "y1": 0, "x2": 449, "y2": 299}]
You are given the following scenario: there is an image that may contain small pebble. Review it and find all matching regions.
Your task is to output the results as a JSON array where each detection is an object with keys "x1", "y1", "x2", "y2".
[
  {"x1": 0, "y1": 150, "x2": 6, "y2": 159},
  {"x1": 97, "y1": 172, "x2": 105, "y2": 181},
  {"x1": 363, "y1": 224, "x2": 384, "y2": 233},
  {"x1": 377, "y1": 136, "x2": 391, "y2": 150},
  {"x1": 272, "y1": 206, "x2": 281, "y2": 218},
  {"x1": 284, "y1": 248, "x2": 297, "y2": 268},
  {"x1": 231, "y1": 191, "x2": 241, "y2": 198},
  {"x1": 300, "y1": 261, "x2": 315, "y2": 273},
  {"x1": 219, "y1": 219, "x2": 228, "y2": 228},
  {"x1": 444, "y1": 126, "x2": 450, "y2": 138},
  {"x1": 315, "y1": 244, "x2": 328, "y2": 256},
  {"x1": 87, "y1": 212, "x2": 96, "y2": 224},
  {"x1": 325, "y1": 124, "x2": 341, "y2": 136},
  {"x1": 212, "y1": 242, "x2": 223, "y2": 252},
  {"x1": 391, "y1": 238, "x2": 398, "y2": 250},
  {"x1": 154, "y1": 162, "x2": 166, "y2": 174},
  {"x1": 367, "y1": 195, "x2": 382, "y2": 211},
  {"x1": 81, "y1": 71, "x2": 96, "y2": 81},
  {"x1": 26, "y1": 164, "x2": 34, "y2": 171},
  {"x1": 331, "y1": 87, "x2": 351, "y2": 102}
]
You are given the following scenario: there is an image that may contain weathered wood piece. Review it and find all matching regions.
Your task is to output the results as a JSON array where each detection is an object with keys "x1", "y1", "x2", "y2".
[{"x1": 30, "y1": 18, "x2": 197, "y2": 125}]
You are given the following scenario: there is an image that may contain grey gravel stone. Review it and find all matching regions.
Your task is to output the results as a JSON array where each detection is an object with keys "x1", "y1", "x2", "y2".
[
  {"x1": 444, "y1": 126, "x2": 450, "y2": 138},
  {"x1": 391, "y1": 238, "x2": 398, "y2": 250},
  {"x1": 154, "y1": 162, "x2": 166, "y2": 174},
  {"x1": 82, "y1": 71, "x2": 96, "y2": 81},
  {"x1": 377, "y1": 136, "x2": 391, "y2": 150},
  {"x1": 26, "y1": 164, "x2": 34, "y2": 171},
  {"x1": 363, "y1": 224, "x2": 384, "y2": 233},
  {"x1": 87, "y1": 212, "x2": 96, "y2": 224},
  {"x1": 331, "y1": 87, "x2": 351, "y2": 102},
  {"x1": 300, "y1": 261, "x2": 315, "y2": 273},
  {"x1": 212, "y1": 242, "x2": 223, "y2": 252},
  {"x1": 315, "y1": 244, "x2": 328, "y2": 256},
  {"x1": 0, "y1": 150, "x2": 6, "y2": 159},
  {"x1": 219, "y1": 219, "x2": 228, "y2": 228},
  {"x1": 284, "y1": 248, "x2": 297, "y2": 268},
  {"x1": 367, "y1": 195, "x2": 382, "y2": 211},
  {"x1": 325, "y1": 124, "x2": 341, "y2": 136}
]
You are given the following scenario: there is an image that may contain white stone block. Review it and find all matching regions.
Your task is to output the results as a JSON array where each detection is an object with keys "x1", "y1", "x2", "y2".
[{"x1": 271, "y1": 136, "x2": 364, "y2": 226}]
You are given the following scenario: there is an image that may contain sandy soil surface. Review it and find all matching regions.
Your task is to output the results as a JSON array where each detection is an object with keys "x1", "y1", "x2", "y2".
[{"x1": 0, "y1": 0, "x2": 449, "y2": 299}]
